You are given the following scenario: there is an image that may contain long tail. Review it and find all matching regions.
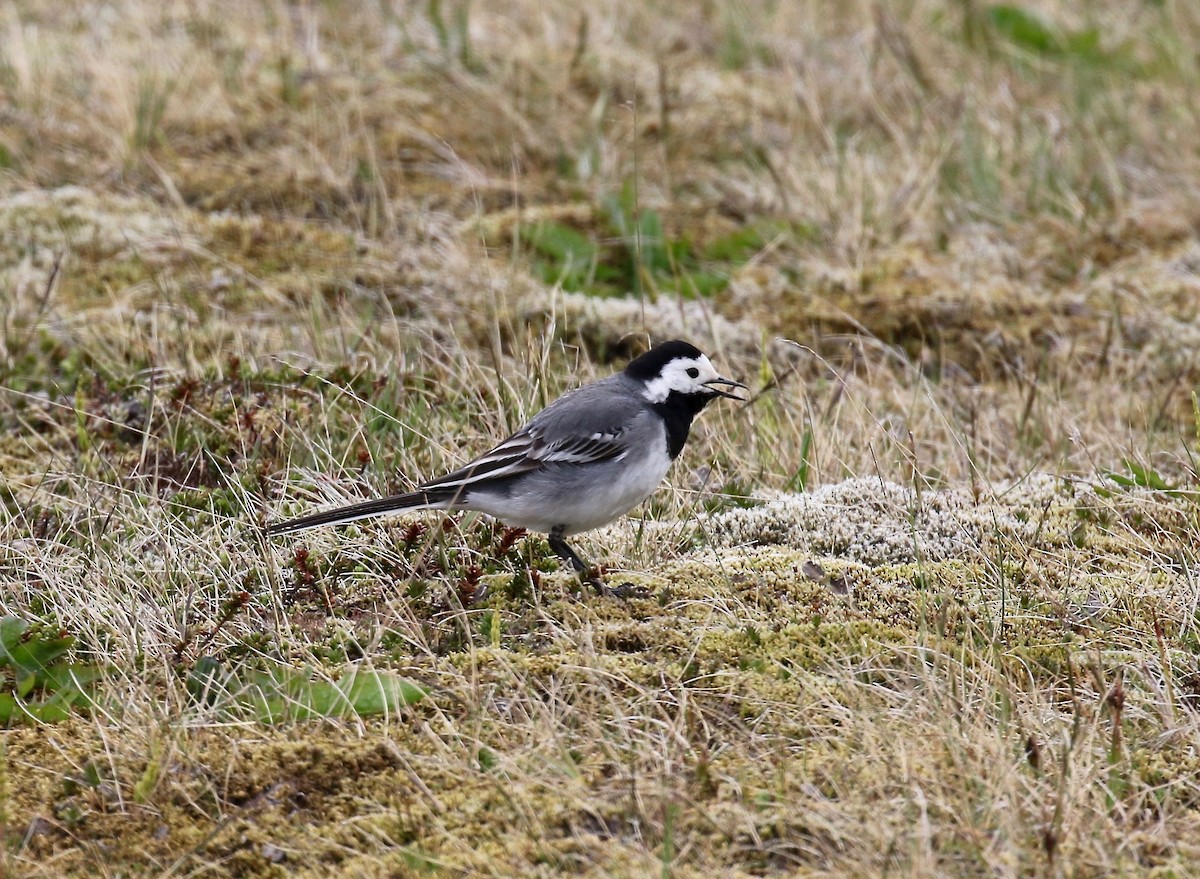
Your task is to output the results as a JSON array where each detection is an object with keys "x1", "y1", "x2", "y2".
[{"x1": 265, "y1": 488, "x2": 454, "y2": 535}]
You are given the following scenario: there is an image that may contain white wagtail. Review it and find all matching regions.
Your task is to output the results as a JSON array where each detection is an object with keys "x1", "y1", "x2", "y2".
[{"x1": 267, "y1": 340, "x2": 746, "y2": 593}]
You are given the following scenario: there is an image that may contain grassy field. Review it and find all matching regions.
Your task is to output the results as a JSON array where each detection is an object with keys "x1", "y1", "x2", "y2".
[{"x1": 4, "y1": 0, "x2": 1200, "y2": 875}]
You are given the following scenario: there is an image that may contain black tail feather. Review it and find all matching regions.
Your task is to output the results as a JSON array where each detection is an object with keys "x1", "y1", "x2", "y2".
[{"x1": 265, "y1": 489, "x2": 448, "y2": 535}]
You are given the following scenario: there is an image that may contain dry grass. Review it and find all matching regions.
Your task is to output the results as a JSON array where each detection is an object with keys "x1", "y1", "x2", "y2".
[{"x1": 4, "y1": 0, "x2": 1200, "y2": 876}]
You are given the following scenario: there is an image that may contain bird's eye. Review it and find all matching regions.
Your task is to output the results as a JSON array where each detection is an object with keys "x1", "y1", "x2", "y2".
[{"x1": 686, "y1": 367, "x2": 700, "y2": 379}]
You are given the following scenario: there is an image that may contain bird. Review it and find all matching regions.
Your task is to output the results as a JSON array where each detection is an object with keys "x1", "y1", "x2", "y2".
[{"x1": 266, "y1": 340, "x2": 746, "y2": 594}]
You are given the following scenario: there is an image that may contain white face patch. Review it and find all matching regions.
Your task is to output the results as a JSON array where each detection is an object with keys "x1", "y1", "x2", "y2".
[{"x1": 640, "y1": 354, "x2": 724, "y2": 403}]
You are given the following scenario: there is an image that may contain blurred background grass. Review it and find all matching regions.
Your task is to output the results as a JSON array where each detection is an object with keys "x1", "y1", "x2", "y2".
[{"x1": 5, "y1": 0, "x2": 1200, "y2": 487}]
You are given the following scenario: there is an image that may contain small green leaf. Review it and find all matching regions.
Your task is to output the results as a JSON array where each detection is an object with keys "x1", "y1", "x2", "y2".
[
  {"x1": 0, "y1": 617, "x2": 104, "y2": 725},
  {"x1": 82, "y1": 760, "x2": 104, "y2": 789},
  {"x1": 984, "y1": 4, "x2": 1135, "y2": 69},
  {"x1": 186, "y1": 656, "x2": 229, "y2": 706},
  {"x1": 26, "y1": 699, "x2": 74, "y2": 723},
  {"x1": 337, "y1": 669, "x2": 426, "y2": 716},
  {"x1": 1106, "y1": 460, "x2": 1176, "y2": 494},
  {"x1": 4, "y1": 630, "x2": 74, "y2": 681},
  {"x1": 0, "y1": 618, "x2": 27, "y2": 650},
  {"x1": 16, "y1": 671, "x2": 35, "y2": 699},
  {"x1": 248, "y1": 666, "x2": 426, "y2": 723},
  {"x1": 522, "y1": 221, "x2": 599, "y2": 291},
  {"x1": 703, "y1": 226, "x2": 767, "y2": 263},
  {"x1": 785, "y1": 427, "x2": 814, "y2": 492},
  {"x1": 634, "y1": 210, "x2": 671, "y2": 273},
  {"x1": 40, "y1": 664, "x2": 103, "y2": 694},
  {"x1": 986, "y1": 5, "x2": 1065, "y2": 55},
  {"x1": 680, "y1": 270, "x2": 729, "y2": 299}
]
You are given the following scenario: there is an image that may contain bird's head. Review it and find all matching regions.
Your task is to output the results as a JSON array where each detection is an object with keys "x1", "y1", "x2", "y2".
[{"x1": 624, "y1": 340, "x2": 748, "y2": 405}]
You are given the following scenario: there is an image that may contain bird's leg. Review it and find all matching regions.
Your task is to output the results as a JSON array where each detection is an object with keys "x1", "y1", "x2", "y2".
[
  {"x1": 548, "y1": 526, "x2": 640, "y2": 599},
  {"x1": 548, "y1": 525, "x2": 600, "y2": 588}
]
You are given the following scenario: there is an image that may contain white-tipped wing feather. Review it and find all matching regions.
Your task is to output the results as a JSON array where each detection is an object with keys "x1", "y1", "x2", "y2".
[{"x1": 419, "y1": 424, "x2": 628, "y2": 492}]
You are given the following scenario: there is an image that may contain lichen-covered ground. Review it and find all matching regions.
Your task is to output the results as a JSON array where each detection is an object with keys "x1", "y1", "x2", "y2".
[{"x1": 5, "y1": 2, "x2": 1200, "y2": 876}]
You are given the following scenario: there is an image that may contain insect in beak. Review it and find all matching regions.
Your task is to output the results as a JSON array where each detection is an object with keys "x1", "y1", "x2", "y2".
[{"x1": 703, "y1": 377, "x2": 749, "y2": 400}]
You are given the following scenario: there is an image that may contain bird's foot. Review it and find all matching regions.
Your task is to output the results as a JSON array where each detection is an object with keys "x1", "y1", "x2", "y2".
[
  {"x1": 550, "y1": 530, "x2": 645, "y2": 599},
  {"x1": 598, "y1": 580, "x2": 647, "y2": 600},
  {"x1": 580, "y1": 571, "x2": 647, "y2": 600}
]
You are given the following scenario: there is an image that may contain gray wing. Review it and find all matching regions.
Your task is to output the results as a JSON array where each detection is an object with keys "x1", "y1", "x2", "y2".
[{"x1": 419, "y1": 378, "x2": 647, "y2": 492}]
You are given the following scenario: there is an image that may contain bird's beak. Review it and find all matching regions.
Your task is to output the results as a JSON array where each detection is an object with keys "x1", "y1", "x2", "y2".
[{"x1": 704, "y1": 376, "x2": 748, "y2": 400}]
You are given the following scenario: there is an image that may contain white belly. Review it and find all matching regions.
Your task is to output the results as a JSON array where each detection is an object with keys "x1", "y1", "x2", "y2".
[{"x1": 464, "y1": 429, "x2": 673, "y2": 535}]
